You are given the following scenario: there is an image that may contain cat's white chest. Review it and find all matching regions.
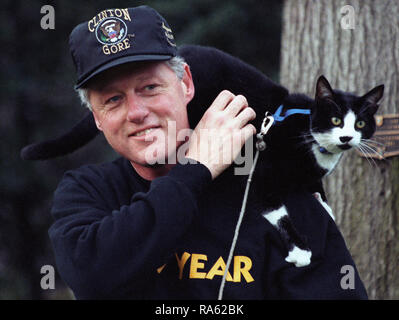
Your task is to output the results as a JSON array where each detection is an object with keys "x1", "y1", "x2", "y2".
[{"x1": 311, "y1": 144, "x2": 342, "y2": 175}]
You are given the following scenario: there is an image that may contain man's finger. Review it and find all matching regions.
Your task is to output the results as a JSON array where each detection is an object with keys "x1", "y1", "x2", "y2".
[
  {"x1": 235, "y1": 106, "x2": 256, "y2": 128},
  {"x1": 240, "y1": 124, "x2": 257, "y2": 143},
  {"x1": 208, "y1": 90, "x2": 236, "y2": 111},
  {"x1": 224, "y1": 94, "x2": 248, "y2": 117}
]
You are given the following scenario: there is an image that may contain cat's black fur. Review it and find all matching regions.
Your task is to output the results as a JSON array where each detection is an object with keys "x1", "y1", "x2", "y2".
[
  {"x1": 255, "y1": 82, "x2": 383, "y2": 207},
  {"x1": 250, "y1": 76, "x2": 383, "y2": 264},
  {"x1": 20, "y1": 45, "x2": 288, "y2": 160},
  {"x1": 21, "y1": 45, "x2": 384, "y2": 266}
]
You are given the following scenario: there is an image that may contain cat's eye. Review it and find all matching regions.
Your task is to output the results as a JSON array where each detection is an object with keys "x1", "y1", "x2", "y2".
[
  {"x1": 356, "y1": 120, "x2": 366, "y2": 129},
  {"x1": 331, "y1": 117, "x2": 342, "y2": 126}
]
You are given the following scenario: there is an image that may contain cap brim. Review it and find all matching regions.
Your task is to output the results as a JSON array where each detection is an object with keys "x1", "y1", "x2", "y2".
[{"x1": 74, "y1": 54, "x2": 173, "y2": 89}]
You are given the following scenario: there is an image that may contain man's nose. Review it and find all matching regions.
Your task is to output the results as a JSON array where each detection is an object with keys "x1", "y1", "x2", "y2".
[{"x1": 126, "y1": 97, "x2": 149, "y2": 123}]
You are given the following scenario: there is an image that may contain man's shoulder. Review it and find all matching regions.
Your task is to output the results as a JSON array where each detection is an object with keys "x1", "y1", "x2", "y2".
[{"x1": 53, "y1": 157, "x2": 146, "y2": 210}]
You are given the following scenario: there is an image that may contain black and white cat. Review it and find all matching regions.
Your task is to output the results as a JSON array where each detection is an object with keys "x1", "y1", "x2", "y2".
[
  {"x1": 254, "y1": 75, "x2": 384, "y2": 267},
  {"x1": 21, "y1": 45, "x2": 384, "y2": 267}
]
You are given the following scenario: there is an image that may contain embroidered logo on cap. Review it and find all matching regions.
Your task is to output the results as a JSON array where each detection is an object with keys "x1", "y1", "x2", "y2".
[
  {"x1": 72, "y1": 6, "x2": 179, "y2": 87},
  {"x1": 96, "y1": 17, "x2": 128, "y2": 45},
  {"x1": 162, "y1": 22, "x2": 176, "y2": 47}
]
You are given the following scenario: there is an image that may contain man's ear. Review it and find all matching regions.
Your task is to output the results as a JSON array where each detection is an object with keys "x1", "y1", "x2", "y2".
[
  {"x1": 86, "y1": 90, "x2": 103, "y2": 131},
  {"x1": 181, "y1": 63, "x2": 195, "y2": 104},
  {"x1": 92, "y1": 111, "x2": 103, "y2": 131}
]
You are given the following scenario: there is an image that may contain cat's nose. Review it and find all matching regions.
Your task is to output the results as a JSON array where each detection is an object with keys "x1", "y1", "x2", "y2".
[{"x1": 340, "y1": 136, "x2": 353, "y2": 143}]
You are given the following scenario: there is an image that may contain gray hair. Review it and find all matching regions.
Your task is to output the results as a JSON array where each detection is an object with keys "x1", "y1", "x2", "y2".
[{"x1": 76, "y1": 56, "x2": 186, "y2": 111}]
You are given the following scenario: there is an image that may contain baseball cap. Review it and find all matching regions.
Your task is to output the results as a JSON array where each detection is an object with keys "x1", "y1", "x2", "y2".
[{"x1": 69, "y1": 5, "x2": 178, "y2": 89}]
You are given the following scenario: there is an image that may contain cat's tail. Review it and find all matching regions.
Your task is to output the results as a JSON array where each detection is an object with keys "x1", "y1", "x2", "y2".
[{"x1": 20, "y1": 112, "x2": 99, "y2": 160}]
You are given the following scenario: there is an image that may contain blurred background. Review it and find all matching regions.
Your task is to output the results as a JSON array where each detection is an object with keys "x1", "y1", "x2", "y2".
[
  {"x1": 2, "y1": 0, "x2": 398, "y2": 300},
  {"x1": 1, "y1": 0, "x2": 283, "y2": 299}
]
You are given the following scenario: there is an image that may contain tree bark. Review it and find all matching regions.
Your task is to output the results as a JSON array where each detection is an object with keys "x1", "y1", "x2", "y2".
[{"x1": 280, "y1": 0, "x2": 399, "y2": 299}]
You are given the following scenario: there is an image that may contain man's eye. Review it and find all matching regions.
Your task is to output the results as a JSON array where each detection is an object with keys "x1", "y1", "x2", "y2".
[
  {"x1": 106, "y1": 96, "x2": 122, "y2": 104},
  {"x1": 145, "y1": 84, "x2": 158, "y2": 91}
]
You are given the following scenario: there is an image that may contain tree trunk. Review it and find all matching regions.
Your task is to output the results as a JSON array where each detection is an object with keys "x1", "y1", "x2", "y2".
[{"x1": 280, "y1": 0, "x2": 399, "y2": 299}]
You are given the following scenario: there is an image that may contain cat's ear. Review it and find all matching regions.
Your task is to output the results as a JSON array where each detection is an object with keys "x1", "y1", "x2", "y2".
[
  {"x1": 315, "y1": 75, "x2": 334, "y2": 101},
  {"x1": 362, "y1": 84, "x2": 384, "y2": 105},
  {"x1": 361, "y1": 84, "x2": 384, "y2": 115}
]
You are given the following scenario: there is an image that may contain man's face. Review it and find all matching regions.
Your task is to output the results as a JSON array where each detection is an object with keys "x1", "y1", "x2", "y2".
[{"x1": 88, "y1": 61, "x2": 194, "y2": 175}]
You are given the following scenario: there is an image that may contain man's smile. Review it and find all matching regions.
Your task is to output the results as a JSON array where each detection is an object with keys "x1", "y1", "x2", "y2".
[{"x1": 129, "y1": 125, "x2": 161, "y2": 138}]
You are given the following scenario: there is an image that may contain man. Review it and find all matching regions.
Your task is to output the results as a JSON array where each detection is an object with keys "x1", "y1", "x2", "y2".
[{"x1": 49, "y1": 5, "x2": 368, "y2": 299}]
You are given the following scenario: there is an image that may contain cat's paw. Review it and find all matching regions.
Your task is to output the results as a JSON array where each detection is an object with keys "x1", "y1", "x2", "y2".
[
  {"x1": 313, "y1": 192, "x2": 335, "y2": 221},
  {"x1": 285, "y1": 246, "x2": 312, "y2": 267}
]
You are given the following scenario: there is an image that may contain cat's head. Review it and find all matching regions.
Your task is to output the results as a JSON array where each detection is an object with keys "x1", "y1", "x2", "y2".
[{"x1": 310, "y1": 75, "x2": 384, "y2": 155}]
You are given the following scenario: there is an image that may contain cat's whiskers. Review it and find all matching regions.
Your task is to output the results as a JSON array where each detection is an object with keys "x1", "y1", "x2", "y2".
[
  {"x1": 356, "y1": 144, "x2": 373, "y2": 167},
  {"x1": 360, "y1": 140, "x2": 383, "y2": 157},
  {"x1": 288, "y1": 132, "x2": 315, "y2": 144},
  {"x1": 315, "y1": 138, "x2": 337, "y2": 153},
  {"x1": 299, "y1": 132, "x2": 315, "y2": 137},
  {"x1": 356, "y1": 142, "x2": 378, "y2": 167},
  {"x1": 361, "y1": 138, "x2": 385, "y2": 148},
  {"x1": 296, "y1": 136, "x2": 316, "y2": 146},
  {"x1": 309, "y1": 130, "x2": 335, "y2": 151},
  {"x1": 357, "y1": 144, "x2": 376, "y2": 168}
]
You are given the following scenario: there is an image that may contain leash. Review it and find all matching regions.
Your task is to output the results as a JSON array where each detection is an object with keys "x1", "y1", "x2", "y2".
[
  {"x1": 217, "y1": 104, "x2": 313, "y2": 299},
  {"x1": 218, "y1": 111, "x2": 274, "y2": 300}
]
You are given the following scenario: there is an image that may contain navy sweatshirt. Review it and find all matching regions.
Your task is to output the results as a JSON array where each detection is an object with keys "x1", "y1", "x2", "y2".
[{"x1": 49, "y1": 157, "x2": 368, "y2": 299}]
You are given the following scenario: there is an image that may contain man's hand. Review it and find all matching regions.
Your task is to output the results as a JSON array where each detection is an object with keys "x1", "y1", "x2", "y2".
[{"x1": 186, "y1": 90, "x2": 256, "y2": 179}]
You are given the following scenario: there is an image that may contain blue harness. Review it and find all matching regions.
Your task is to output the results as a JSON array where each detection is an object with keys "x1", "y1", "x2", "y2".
[
  {"x1": 272, "y1": 104, "x2": 311, "y2": 123},
  {"x1": 272, "y1": 105, "x2": 331, "y2": 155}
]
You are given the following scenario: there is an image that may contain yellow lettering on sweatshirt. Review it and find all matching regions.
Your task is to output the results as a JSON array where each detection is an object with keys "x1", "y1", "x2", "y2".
[{"x1": 164, "y1": 252, "x2": 254, "y2": 283}]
